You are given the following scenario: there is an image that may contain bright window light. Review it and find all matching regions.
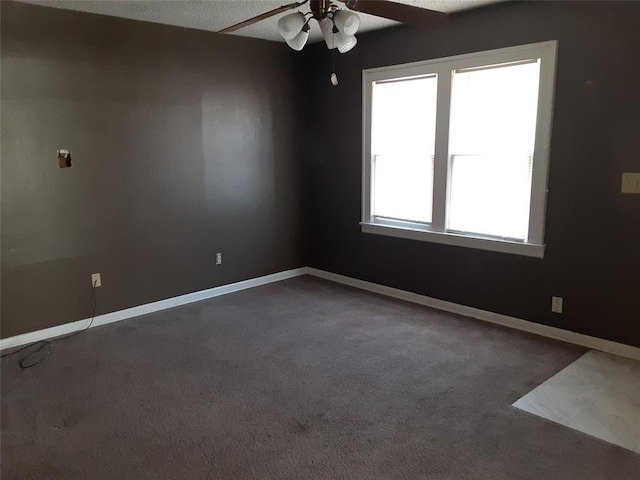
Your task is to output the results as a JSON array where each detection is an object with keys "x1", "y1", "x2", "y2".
[
  {"x1": 362, "y1": 41, "x2": 557, "y2": 257},
  {"x1": 371, "y1": 76, "x2": 437, "y2": 223},
  {"x1": 447, "y1": 61, "x2": 541, "y2": 240}
]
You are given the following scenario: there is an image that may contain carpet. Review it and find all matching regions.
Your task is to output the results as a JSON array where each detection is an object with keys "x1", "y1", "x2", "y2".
[{"x1": 2, "y1": 276, "x2": 639, "y2": 479}]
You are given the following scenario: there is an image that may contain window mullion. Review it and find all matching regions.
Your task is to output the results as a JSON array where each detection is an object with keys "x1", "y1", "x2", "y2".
[{"x1": 432, "y1": 68, "x2": 452, "y2": 232}]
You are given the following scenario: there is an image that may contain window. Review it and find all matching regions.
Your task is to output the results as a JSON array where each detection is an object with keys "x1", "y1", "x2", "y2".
[{"x1": 362, "y1": 42, "x2": 557, "y2": 257}]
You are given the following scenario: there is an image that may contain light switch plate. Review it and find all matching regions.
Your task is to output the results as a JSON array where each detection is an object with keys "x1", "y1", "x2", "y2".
[{"x1": 621, "y1": 173, "x2": 640, "y2": 194}]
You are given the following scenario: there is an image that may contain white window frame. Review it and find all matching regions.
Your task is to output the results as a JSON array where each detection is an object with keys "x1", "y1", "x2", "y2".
[{"x1": 361, "y1": 41, "x2": 558, "y2": 258}]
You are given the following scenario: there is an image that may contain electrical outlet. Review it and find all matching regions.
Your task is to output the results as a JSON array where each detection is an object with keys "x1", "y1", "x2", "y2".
[
  {"x1": 91, "y1": 273, "x2": 102, "y2": 288},
  {"x1": 551, "y1": 296, "x2": 563, "y2": 314},
  {"x1": 621, "y1": 173, "x2": 640, "y2": 194},
  {"x1": 216, "y1": 253, "x2": 222, "y2": 265}
]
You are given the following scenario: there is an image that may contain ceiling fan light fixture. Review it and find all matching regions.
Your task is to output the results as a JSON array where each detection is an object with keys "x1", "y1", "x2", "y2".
[
  {"x1": 277, "y1": 12, "x2": 306, "y2": 40},
  {"x1": 219, "y1": 1, "x2": 449, "y2": 56},
  {"x1": 285, "y1": 28, "x2": 310, "y2": 51},
  {"x1": 319, "y1": 18, "x2": 336, "y2": 50},
  {"x1": 335, "y1": 32, "x2": 357, "y2": 54},
  {"x1": 332, "y1": 10, "x2": 360, "y2": 36}
]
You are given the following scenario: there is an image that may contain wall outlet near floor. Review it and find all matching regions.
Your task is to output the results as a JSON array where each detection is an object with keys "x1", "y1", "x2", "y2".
[
  {"x1": 216, "y1": 253, "x2": 222, "y2": 265},
  {"x1": 551, "y1": 296, "x2": 563, "y2": 314},
  {"x1": 91, "y1": 273, "x2": 102, "y2": 288}
]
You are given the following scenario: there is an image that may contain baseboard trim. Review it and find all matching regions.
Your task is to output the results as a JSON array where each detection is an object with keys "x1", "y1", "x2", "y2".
[
  {"x1": 305, "y1": 268, "x2": 640, "y2": 361},
  {"x1": 0, "y1": 268, "x2": 308, "y2": 352},
  {"x1": 3, "y1": 266, "x2": 638, "y2": 361}
]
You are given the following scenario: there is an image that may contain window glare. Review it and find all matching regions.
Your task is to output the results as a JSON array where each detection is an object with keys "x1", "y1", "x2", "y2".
[
  {"x1": 448, "y1": 154, "x2": 532, "y2": 240},
  {"x1": 371, "y1": 76, "x2": 437, "y2": 223},
  {"x1": 374, "y1": 155, "x2": 434, "y2": 223},
  {"x1": 447, "y1": 61, "x2": 540, "y2": 240},
  {"x1": 449, "y1": 61, "x2": 541, "y2": 155}
]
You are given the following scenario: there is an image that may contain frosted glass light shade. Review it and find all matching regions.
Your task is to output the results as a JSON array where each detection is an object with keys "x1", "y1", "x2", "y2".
[
  {"x1": 277, "y1": 12, "x2": 305, "y2": 40},
  {"x1": 286, "y1": 29, "x2": 310, "y2": 51},
  {"x1": 319, "y1": 18, "x2": 336, "y2": 49},
  {"x1": 335, "y1": 32, "x2": 357, "y2": 54},
  {"x1": 333, "y1": 10, "x2": 360, "y2": 36}
]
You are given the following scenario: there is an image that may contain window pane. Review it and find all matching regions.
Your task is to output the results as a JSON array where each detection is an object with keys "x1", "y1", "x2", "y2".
[
  {"x1": 371, "y1": 76, "x2": 437, "y2": 223},
  {"x1": 373, "y1": 155, "x2": 434, "y2": 223},
  {"x1": 448, "y1": 61, "x2": 540, "y2": 239},
  {"x1": 448, "y1": 154, "x2": 532, "y2": 240}
]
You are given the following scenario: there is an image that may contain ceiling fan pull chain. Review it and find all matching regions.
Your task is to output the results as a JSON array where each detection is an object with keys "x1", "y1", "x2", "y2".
[{"x1": 331, "y1": 33, "x2": 338, "y2": 86}]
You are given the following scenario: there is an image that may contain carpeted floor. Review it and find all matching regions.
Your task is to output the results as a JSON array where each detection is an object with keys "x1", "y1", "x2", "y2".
[{"x1": 2, "y1": 276, "x2": 639, "y2": 479}]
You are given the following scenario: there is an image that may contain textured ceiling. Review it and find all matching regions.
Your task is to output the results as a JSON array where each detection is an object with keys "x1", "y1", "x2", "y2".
[{"x1": 19, "y1": 0, "x2": 502, "y2": 43}]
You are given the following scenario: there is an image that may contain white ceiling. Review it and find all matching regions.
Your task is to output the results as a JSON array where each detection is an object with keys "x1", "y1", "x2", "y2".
[{"x1": 20, "y1": 0, "x2": 501, "y2": 43}]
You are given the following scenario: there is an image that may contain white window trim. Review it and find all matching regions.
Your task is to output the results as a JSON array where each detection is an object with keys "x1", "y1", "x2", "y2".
[{"x1": 361, "y1": 41, "x2": 558, "y2": 258}]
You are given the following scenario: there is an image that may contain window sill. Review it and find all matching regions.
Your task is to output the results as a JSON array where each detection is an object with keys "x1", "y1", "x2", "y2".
[{"x1": 361, "y1": 222, "x2": 545, "y2": 258}]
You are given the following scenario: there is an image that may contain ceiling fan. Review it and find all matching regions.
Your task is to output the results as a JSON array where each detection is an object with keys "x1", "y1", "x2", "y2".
[{"x1": 219, "y1": 1, "x2": 448, "y2": 53}]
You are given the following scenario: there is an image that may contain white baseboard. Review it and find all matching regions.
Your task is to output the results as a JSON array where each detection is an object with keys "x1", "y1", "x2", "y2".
[
  {"x1": 3, "y1": 266, "x2": 639, "y2": 362},
  {"x1": 0, "y1": 268, "x2": 308, "y2": 352},
  {"x1": 305, "y1": 268, "x2": 640, "y2": 362}
]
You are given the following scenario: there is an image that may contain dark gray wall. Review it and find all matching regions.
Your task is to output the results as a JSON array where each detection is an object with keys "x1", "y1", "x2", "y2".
[
  {"x1": 3, "y1": 1, "x2": 639, "y2": 348},
  {"x1": 301, "y1": 1, "x2": 640, "y2": 347},
  {"x1": 1, "y1": 1, "x2": 302, "y2": 338}
]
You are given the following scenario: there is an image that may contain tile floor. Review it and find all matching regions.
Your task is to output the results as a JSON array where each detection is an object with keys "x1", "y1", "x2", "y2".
[{"x1": 513, "y1": 350, "x2": 640, "y2": 454}]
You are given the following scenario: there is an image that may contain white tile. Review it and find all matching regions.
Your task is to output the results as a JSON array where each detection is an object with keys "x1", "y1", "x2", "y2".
[
  {"x1": 513, "y1": 350, "x2": 640, "y2": 454},
  {"x1": 513, "y1": 385, "x2": 585, "y2": 425},
  {"x1": 572, "y1": 404, "x2": 640, "y2": 452}
]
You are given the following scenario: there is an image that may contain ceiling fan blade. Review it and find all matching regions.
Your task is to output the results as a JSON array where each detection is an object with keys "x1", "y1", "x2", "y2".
[
  {"x1": 344, "y1": 1, "x2": 448, "y2": 28},
  {"x1": 219, "y1": 2, "x2": 305, "y2": 33}
]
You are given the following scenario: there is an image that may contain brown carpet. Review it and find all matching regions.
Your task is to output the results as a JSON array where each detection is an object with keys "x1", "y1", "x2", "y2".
[{"x1": 2, "y1": 276, "x2": 639, "y2": 479}]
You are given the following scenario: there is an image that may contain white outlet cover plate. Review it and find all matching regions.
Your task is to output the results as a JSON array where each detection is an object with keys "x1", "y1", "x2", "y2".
[
  {"x1": 91, "y1": 273, "x2": 102, "y2": 287},
  {"x1": 621, "y1": 173, "x2": 640, "y2": 194},
  {"x1": 551, "y1": 296, "x2": 563, "y2": 313}
]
